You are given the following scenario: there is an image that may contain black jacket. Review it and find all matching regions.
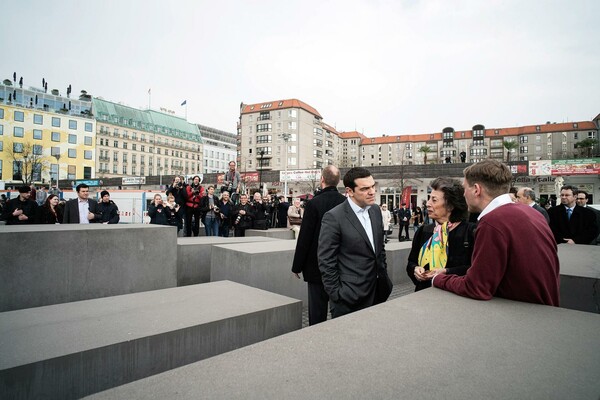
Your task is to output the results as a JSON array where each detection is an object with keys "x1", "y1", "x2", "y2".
[
  {"x1": 291, "y1": 186, "x2": 346, "y2": 283},
  {"x1": 97, "y1": 200, "x2": 120, "y2": 224},
  {"x1": 548, "y1": 204, "x2": 598, "y2": 244},
  {"x1": 166, "y1": 184, "x2": 187, "y2": 207},
  {"x1": 148, "y1": 203, "x2": 174, "y2": 225},
  {"x1": 1, "y1": 197, "x2": 38, "y2": 224},
  {"x1": 233, "y1": 202, "x2": 255, "y2": 229}
]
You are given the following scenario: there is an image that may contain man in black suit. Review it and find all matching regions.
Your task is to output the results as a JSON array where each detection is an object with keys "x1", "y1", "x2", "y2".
[
  {"x1": 576, "y1": 190, "x2": 600, "y2": 245},
  {"x1": 318, "y1": 167, "x2": 392, "y2": 318},
  {"x1": 516, "y1": 187, "x2": 550, "y2": 223},
  {"x1": 292, "y1": 165, "x2": 346, "y2": 325},
  {"x1": 397, "y1": 203, "x2": 412, "y2": 241},
  {"x1": 63, "y1": 183, "x2": 101, "y2": 224},
  {"x1": 548, "y1": 185, "x2": 598, "y2": 245}
]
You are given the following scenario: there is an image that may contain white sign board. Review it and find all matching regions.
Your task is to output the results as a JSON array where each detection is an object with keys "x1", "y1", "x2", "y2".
[
  {"x1": 279, "y1": 169, "x2": 321, "y2": 182},
  {"x1": 122, "y1": 177, "x2": 146, "y2": 185}
]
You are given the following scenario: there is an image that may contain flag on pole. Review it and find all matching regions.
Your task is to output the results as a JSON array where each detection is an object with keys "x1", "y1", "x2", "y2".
[{"x1": 181, "y1": 100, "x2": 187, "y2": 106}]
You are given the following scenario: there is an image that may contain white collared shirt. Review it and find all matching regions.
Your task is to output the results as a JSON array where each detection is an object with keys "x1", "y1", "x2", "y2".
[
  {"x1": 347, "y1": 198, "x2": 375, "y2": 251},
  {"x1": 478, "y1": 193, "x2": 513, "y2": 221},
  {"x1": 78, "y1": 199, "x2": 90, "y2": 224}
]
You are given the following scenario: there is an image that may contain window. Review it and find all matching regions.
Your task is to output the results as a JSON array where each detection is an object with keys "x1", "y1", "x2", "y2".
[
  {"x1": 520, "y1": 146, "x2": 528, "y2": 153},
  {"x1": 123, "y1": 153, "x2": 128, "y2": 162},
  {"x1": 84, "y1": 136, "x2": 92, "y2": 146},
  {"x1": 123, "y1": 142, "x2": 127, "y2": 149},
  {"x1": 258, "y1": 111, "x2": 271, "y2": 120},
  {"x1": 519, "y1": 136, "x2": 528, "y2": 143},
  {"x1": 13, "y1": 127, "x2": 24, "y2": 137},
  {"x1": 288, "y1": 109, "x2": 297, "y2": 118},
  {"x1": 0, "y1": 108, "x2": 4, "y2": 119},
  {"x1": 314, "y1": 128, "x2": 323, "y2": 136},
  {"x1": 114, "y1": 140, "x2": 118, "y2": 148},
  {"x1": 141, "y1": 145, "x2": 145, "y2": 152},
  {"x1": 13, "y1": 142, "x2": 24, "y2": 153},
  {"x1": 84, "y1": 150, "x2": 93, "y2": 160},
  {"x1": 256, "y1": 135, "x2": 271, "y2": 143},
  {"x1": 68, "y1": 134, "x2": 77, "y2": 144},
  {"x1": 288, "y1": 145, "x2": 297, "y2": 153},
  {"x1": 313, "y1": 150, "x2": 323, "y2": 158},
  {"x1": 256, "y1": 123, "x2": 272, "y2": 132},
  {"x1": 313, "y1": 139, "x2": 323, "y2": 147},
  {"x1": 52, "y1": 117, "x2": 60, "y2": 127},
  {"x1": 14, "y1": 111, "x2": 24, "y2": 122},
  {"x1": 0, "y1": 124, "x2": 3, "y2": 135},
  {"x1": 84, "y1": 166, "x2": 92, "y2": 179},
  {"x1": 122, "y1": 165, "x2": 127, "y2": 174},
  {"x1": 589, "y1": 132, "x2": 596, "y2": 139},
  {"x1": 113, "y1": 151, "x2": 118, "y2": 161},
  {"x1": 405, "y1": 143, "x2": 413, "y2": 150},
  {"x1": 0, "y1": 141, "x2": 3, "y2": 151},
  {"x1": 288, "y1": 121, "x2": 297, "y2": 130},
  {"x1": 32, "y1": 144, "x2": 42, "y2": 155},
  {"x1": 470, "y1": 148, "x2": 487, "y2": 156},
  {"x1": 113, "y1": 165, "x2": 118, "y2": 174},
  {"x1": 443, "y1": 132, "x2": 453, "y2": 140},
  {"x1": 33, "y1": 129, "x2": 42, "y2": 140},
  {"x1": 85, "y1": 122, "x2": 93, "y2": 132},
  {"x1": 68, "y1": 149, "x2": 77, "y2": 158},
  {"x1": 473, "y1": 139, "x2": 484, "y2": 146},
  {"x1": 68, "y1": 165, "x2": 76, "y2": 180},
  {"x1": 256, "y1": 146, "x2": 271, "y2": 155},
  {"x1": 13, "y1": 161, "x2": 23, "y2": 180},
  {"x1": 68, "y1": 120, "x2": 77, "y2": 129},
  {"x1": 34, "y1": 114, "x2": 43, "y2": 124},
  {"x1": 132, "y1": 143, "x2": 137, "y2": 151},
  {"x1": 51, "y1": 131, "x2": 59, "y2": 141}
]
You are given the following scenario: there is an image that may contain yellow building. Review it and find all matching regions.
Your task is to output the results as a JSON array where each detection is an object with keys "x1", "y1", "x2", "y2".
[{"x1": 0, "y1": 82, "x2": 95, "y2": 187}]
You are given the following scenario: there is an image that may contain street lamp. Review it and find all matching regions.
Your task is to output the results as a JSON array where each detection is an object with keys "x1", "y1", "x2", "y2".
[
  {"x1": 258, "y1": 150, "x2": 265, "y2": 195},
  {"x1": 280, "y1": 132, "x2": 292, "y2": 200},
  {"x1": 54, "y1": 153, "x2": 61, "y2": 198}
]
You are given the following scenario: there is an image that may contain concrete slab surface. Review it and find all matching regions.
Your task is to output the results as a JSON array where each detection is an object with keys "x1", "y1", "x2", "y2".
[
  {"x1": 0, "y1": 224, "x2": 177, "y2": 312},
  {"x1": 177, "y1": 236, "x2": 283, "y2": 285},
  {"x1": 0, "y1": 281, "x2": 302, "y2": 400},
  {"x1": 87, "y1": 289, "x2": 600, "y2": 400},
  {"x1": 557, "y1": 244, "x2": 600, "y2": 313},
  {"x1": 245, "y1": 228, "x2": 295, "y2": 240},
  {"x1": 382, "y1": 240, "x2": 413, "y2": 285},
  {"x1": 211, "y1": 240, "x2": 306, "y2": 303}
]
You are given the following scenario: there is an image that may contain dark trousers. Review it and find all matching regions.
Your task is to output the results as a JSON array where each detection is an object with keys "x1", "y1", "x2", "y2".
[
  {"x1": 399, "y1": 223, "x2": 410, "y2": 240},
  {"x1": 308, "y1": 281, "x2": 329, "y2": 326},
  {"x1": 234, "y1": 227, "x2": 246, "y2": 237},
  {"x1": 185, "y1": 207, "x2": 201, "y2": 237},
  {"x1": 219, "y1": 222, "x2": 230, "y2": 237}
]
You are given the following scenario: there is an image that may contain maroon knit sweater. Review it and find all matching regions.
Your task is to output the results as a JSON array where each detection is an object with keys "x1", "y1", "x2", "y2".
[{"x1": 433, "y1": 202, "x2": 560, "y2": 306}]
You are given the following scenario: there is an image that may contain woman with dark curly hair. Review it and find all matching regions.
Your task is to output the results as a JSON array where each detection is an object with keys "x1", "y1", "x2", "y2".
[{"x1": 406, "y1": 177, "x2": 476, "y2": 291}]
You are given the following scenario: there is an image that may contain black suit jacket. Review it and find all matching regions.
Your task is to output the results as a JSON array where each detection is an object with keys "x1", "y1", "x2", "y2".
[
  {"x1": 548, "y1": 204, "x2": 598, "y2": 244},
  {"x1": 63, "y1": 198, "x2": 100, "y2": 224},
  {"x1": 397, "y1": 207, "x2": 411, "y2": 225},
  {"x1": 318, "y1": 200, "x2": 391, "y2": 309},
  {"x1": 291, "y1": 186, "x2": 346, "y2": 283},
  {"x1": 532, "y1": 203, "x2": 550, "y2": 224}
]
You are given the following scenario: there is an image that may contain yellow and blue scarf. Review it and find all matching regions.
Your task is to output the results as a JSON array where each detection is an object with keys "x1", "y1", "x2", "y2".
[{"x1": 418, "y1": 221, "x2": 450, "y2": 270}]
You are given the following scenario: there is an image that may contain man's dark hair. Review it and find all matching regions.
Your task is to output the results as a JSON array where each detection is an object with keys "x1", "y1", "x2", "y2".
[
  {"x1": 577, "y1": 189, "x2": 588, "y2": 198},
  {"x1": 343, "y1": 167, "x2": 372, "y2": 190},
  {"x1": 76, "y1": 183, "x2": 89, "y2": 193},
  {"x1": 560, "y1": 185, "x2": 578, "y2": 195},
  {"x1": 430, "y1": 177, "x2": 468, "y2": 223},
  {"x1": 229, "y1": 161, "x2": 236, "y2": 166},
  {"x1": 322, "y1": 165, "x2": 341, "y2": 187}
]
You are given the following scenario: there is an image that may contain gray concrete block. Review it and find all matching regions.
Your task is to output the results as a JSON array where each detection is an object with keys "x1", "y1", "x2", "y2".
[
  {"x1": 246, "y1": 228, "x2": 295, "y2": 239},
  {"x1": 0, "y1": 281, "x2": 302, "y2": 400},
  {"x1": 0, "y1": 224, "x2": 177, "y2": 312},
  {"x1": 211, "y1": 241, "x2": 306, "y2": 304},
  {"x1": 176, "y1": 236, "x2": 283, "y2": 286},
  {"x1": 558, "y1": 244, "x2": 600, "y2": 314},
  {"x1": 86, "y1": 289, "x2": 600, "y2": 400},
  {"x1": 383, "y1": 241, "x2": 413, "y2": 285}
]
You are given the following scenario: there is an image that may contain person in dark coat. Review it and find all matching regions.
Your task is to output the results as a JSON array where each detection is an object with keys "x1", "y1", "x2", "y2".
[
  {"x1": 292, "y1": 165, "x2": 346, "y2": 325},
  {"x1": 63, "y1": 183, "x2": 101, "y2": 224},
  {"x1": 276, "y1": 196, "x2": 290, "y2": 228},
  {"x1": 36, "y1": 194, "x2": 62, "y2": 224},
  {"x1": 232, "y1": 194, "x2": 254, "y2": 237},
  {"x1": 148, "y1": 194, "x2": 173, "y2": 225},
  {"x1": 97, "y1": 190, "x2": 120, "y2": 224},
  {"x1": 217, "y1": 191, "x2": 234, "y2": 237},
  {"x1": 1, "y1": 186, "x2": 38, "y2": 224}
]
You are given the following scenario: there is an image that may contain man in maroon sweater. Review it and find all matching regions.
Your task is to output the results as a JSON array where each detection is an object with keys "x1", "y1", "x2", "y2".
[{"x1": 433, "y1": 160, "x2": 560, "y2": 306}]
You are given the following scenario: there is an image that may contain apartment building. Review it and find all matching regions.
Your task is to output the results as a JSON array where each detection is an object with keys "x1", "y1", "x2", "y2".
[
  {"x1": 198, "y1": 124, "x2": 237, "y2": 174},
  {"x1": 93, "y1": 98, "x2": 203, "y2": 179},
  {"x1": 0, "y1": 81, "x2": 95, "y2": 186},
  {"x1": 238, "y1": 99, "x2": 339, "y2": 173}
]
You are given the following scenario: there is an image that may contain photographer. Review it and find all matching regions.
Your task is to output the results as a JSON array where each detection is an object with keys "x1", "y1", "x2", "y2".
[
  {"x1": 263, "y1": 193, "x2": 275, "y2": 228},
  {"x1": 148, "y1": 194, "x2": 173, "y2": 226},
  {"x1": 222, "y1": 161, "x2": 241, "y2": 204},
  {"x1": 184, "y1": 175, "x2": 205, "y2": 237},
  {"x1": 251, "y1": 192, "x2": 268, "y2": 230},
  {"x1": 166, "y1": 176, "x2": 186, "y2": 231},
  {"x1": 218, "y1": 191, "x2": 234, "y2": 237},
  {"x1": 233, "y1": 194, "x2": 254, "y2": 237},
  {"x1": 199, "y1": 185, "x2": 219, "y2": 236}
]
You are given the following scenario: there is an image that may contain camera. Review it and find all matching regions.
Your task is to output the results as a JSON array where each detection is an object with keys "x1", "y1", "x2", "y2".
[
  {"x1": 213, "y1": 206, "x2": 220, "y2": 214},
  {"x1": 234, "y1": 214, "x2": 242, "y2": 225}
]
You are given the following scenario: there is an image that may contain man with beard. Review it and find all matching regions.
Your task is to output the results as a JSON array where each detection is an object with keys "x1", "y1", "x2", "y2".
[{"x1": 1, "y1": 186, "x2": 38, "y2": 224}]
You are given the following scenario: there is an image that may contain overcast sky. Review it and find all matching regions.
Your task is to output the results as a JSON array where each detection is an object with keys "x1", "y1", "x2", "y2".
[{"x1": 3, "y1": 0, "x2": 598, "y2": 136}]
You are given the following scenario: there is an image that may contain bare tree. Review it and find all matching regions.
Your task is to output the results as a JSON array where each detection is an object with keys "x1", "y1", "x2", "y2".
[{"x1": 4, "y1": 139, "x2": 51, "y2": 184}]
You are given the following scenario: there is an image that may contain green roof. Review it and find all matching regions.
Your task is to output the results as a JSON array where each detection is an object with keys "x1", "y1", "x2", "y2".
[{"x1": 92, "y1": 98, "x2": 202, "y2": 142}]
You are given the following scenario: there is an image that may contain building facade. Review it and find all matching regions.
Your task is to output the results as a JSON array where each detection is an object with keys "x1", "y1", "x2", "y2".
[
  {"x1": 198, "y1": 124, "x2": 237, "y2": 174},
  {"x1": 238, "y1": 99, "x2": 340, "y2": 174},
  {"x1": 0, "y1": 82, "x2": 95, "y2": 186},
  {"x1": 93, "y1": 98, "x2": 203, "y2": 180}
]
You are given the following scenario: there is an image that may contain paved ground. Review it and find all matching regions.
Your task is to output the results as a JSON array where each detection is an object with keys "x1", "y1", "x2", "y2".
[{"x1": 301, "y1": 281, "x2": 415, "y2": 328}]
